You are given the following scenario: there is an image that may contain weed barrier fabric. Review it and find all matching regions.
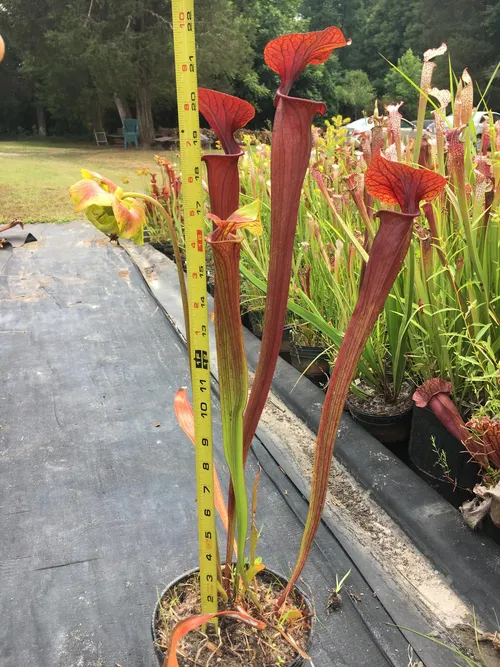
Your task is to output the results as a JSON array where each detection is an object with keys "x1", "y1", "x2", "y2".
[
  {"x1": 1, "y1": 230, "x2": 38, "y2": 248},
  {"x1": 0, "y1": 229, "x2": 37, "y2": 272},
  {"x1": 1, "y1": 223, "x2": 446, "y2": 667}
]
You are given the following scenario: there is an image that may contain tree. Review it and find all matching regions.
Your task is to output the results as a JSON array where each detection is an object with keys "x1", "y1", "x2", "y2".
[
  {"x1": 1, "y1": 0, "x2": 499, "y2": 135},
  {"x1": 0, "y1": 39, "x2": 33, "y2": 133},
  {"x1": 337, "y1": 69, "x2": 375, "y2": 118},
  {"x1": 0, "y1": 0, "x2": 256, "y2": 140},
  {"x1": 348, "y1": 0, "x2": 419, "y2": 91},
  {"x1": 408, "y1": 0, "x2": 500, "y2": 109},
  {"x1": 0, "y1": 0, "x2": 69, "y2": 134},
  {"x1": 301, "y1": 0, "x2": 342, "y2": 31},
  {"x1": 230, "y1": 0, "x2": 308, "y2": 122},
  {"x1": 384, "y1": 48, "x2": 422, "y2": 119}
]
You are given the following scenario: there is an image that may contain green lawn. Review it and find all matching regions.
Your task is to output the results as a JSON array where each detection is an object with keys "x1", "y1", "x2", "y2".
[{"x1": 0, "y1": 139, "x2": 177, "y2": 223}]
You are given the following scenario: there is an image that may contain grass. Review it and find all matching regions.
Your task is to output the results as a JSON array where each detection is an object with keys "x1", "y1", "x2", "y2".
[{"x1": 0, "y1": 139, "x2": 177, "y2": 223}]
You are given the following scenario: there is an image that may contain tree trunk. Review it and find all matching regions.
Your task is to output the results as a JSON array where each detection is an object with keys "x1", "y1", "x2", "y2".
[
  {"x1": 136, "y1": 80, "x2": 155, "y2": 147},
  {"x1": 35, "y1": 103, "x2": 47, "y2": 136},
  {"x1": 114, "y1": 93, "x2": 132, "y2": 123}
]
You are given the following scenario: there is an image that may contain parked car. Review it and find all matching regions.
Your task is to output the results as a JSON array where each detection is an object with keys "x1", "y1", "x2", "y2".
[
  {"x1": 346, "y1": 117, "x2": 420, "y2": 140},
  {"x1": 426, "y1": 111, "x2": 500, "y2": 139},
  {"x1": 412, "y1": 119, "x2": 435, "y2": 129}
]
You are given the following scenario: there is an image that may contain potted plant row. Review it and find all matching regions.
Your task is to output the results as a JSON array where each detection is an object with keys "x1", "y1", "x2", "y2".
[
  {"x1": 238, "y1": 45, "x2": 500, "y2": 479},
  {"x1": 402, "y1": 68, "x2": 500, "y2": 529}
]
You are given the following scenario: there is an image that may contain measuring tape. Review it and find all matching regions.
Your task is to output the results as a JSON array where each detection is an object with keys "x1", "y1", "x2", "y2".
[{"x1": 172, "y1": 0, "x2": 218, "y2": 616}]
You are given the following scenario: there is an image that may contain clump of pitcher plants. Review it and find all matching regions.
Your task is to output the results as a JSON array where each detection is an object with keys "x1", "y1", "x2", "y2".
[
  {"x1": 139, "y1": 156, "x2": 184, "y2": 246},
  {"x1": 157, "y1": 27, "x2": 448, "y2": 666}
]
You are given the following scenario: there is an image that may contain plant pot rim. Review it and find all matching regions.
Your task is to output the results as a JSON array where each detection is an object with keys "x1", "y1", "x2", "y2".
[
  {"x1": 151, "y1": 565, "x2": 315, "y2": 667},
  {"x1": 292, "y1": 343, "x2": 329, "y2": 353},
  {"x1": 346, "y1": 397, "x2": 414, "y2": 420}
]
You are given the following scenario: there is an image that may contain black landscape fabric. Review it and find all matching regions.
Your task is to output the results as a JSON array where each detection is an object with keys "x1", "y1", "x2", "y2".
[{"x1": 1, "y1": 223, "x2": 452, "y2": 666}]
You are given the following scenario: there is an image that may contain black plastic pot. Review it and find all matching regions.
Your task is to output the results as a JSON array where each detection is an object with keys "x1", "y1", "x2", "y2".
[
  {"x1": 409, "y1": 406, "x2": 482, "y2": 508},
  {"x1": 150, "y1": 242, "x2": 187, "y2": 271},
  {"x1": 248, "y1": 311, "x2": 263, "y2": 339},
  {"x1": 240, "y1": 311, "x2": 263, "y2": 339},
  {"x1": 279, "y1": 325, "x2": 294, "y2": 364},
  {"x1": 346, "y1": 400, "x2": 413, "y2": 456},
  {"x1": 291, "y1": 345, "x2": 330, "y2": 389},
  {"x1": 152, "y1": 566, "x2": 314, "y2": 667},
  {"x1": 240, "y1": 310, "x2": 252, "y2": 330},
  {"x1": 240, "y1": 317, "x2": 293, "y2": 364},
  {"x1": 150, "y1": 241, "x2": 174, "y2": 258}
]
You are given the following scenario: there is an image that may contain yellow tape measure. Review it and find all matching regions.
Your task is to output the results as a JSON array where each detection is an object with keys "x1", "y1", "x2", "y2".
[{"x1": 172, "y1": 0, "x2": 218, "y2": 616}]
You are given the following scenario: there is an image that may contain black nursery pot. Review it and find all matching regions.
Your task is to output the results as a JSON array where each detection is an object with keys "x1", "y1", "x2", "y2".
[
  {"x1": 346, "y1": 400, "x2": 413, "y2": 455},
  {"x1": 409, "y1": 406, "x2": 482, "y2": 508},
  {"x1": 241, "y1": 317, "x2": 292, "y2": 365},
  {"x1": 279, "y1": 325, "x2": 294, "y2": 364},
  {"x1": 248, "y1": 311, "x2": 264, "y2": 339},
  {"x1": 152, "y1": 566, "x2": 315, "y2": 667},
  {"x1": 150, "y1": 242, "x2": 187, "y2": 270},
  {"x1": 240, "y1": 310, "x2": 252, "y2": 330},
  {"x1": 240, "y1": 311, "x2": 264, "y2": 339},
  {"x1": 150, "y1": 241, "x2": 174, "y2": 258},
  {"x1": 291, "y1": 345, "x2": 330, "y2": 389}
]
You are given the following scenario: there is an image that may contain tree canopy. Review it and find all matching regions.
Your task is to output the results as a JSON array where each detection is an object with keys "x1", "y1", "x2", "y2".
[{"x1": 0, "y1": 0, "x2": 498, "y2": 139}]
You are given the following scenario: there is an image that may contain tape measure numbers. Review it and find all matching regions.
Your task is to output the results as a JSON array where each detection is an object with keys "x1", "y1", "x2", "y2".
[{"x1": 172, "y1": 0, "x2": 218, "y2": 617}]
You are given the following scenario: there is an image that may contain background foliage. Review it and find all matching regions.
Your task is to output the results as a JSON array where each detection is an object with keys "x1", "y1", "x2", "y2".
[{"x1": 0, "y1": 0, "x2": 499, "y2": 139}]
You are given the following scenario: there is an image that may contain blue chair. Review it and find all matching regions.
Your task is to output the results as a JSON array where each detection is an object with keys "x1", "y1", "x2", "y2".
[{"x1": 123, "y1": 118, "x2": 139, "y2": 149}]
